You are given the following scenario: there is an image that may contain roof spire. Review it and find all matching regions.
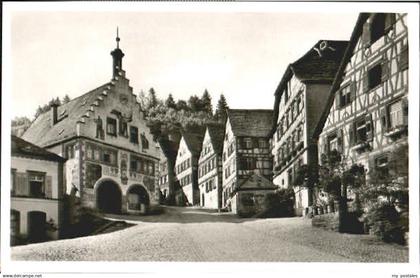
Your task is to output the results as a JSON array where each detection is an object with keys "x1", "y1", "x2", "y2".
[
  {"x1": 116, "y1": 26, "x2": 120, "y2": 49},
  {"x1": 111, "y1": 27, "x2": 124, "y2": 78}
]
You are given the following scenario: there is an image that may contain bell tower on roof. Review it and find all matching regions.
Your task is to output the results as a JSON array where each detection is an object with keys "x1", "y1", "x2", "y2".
[{"x1": 110, "y1": 27, "x2": 125, "y2": 78}]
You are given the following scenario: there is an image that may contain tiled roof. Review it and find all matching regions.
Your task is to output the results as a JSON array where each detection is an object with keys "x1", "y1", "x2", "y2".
[
  {"x1": 313, "y1": 14, "x2": 370, "y2": 139},
  {"x1": 11, "y1": 135, "x2": 66, "y2": 162},
  {"x1": 271, "y1": 40, "x2": 349, "y2": 135},
  {"x1": 290, "y1": 40, "x2": 349, "y2": 82},
  {"x1": 22, "y1": 82, "x2": 111, "y2": 147},
  {"x1": 206, "y1": 123, "x2": 225, "y2": 154},
  {"x1": 182, "y1": 130, "x2": 205, "y2": 156},
  {"x1": 227, "y1": 109, "x2": 273, "y2": 137},
  {"x1": 238, "y1": 173, "x2": 277, "y2": 190}
]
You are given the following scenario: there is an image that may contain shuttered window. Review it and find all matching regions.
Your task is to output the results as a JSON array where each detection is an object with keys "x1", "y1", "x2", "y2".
[
  {"x1": 337, "y1": 129, "x2": 344, "y2": 152},
  {"x1": 11, "y1": 169, "x2": 17, "y2": 195},
  {"x1": 389, "y1": 99, "x2": 408, "y2": 129},
  {"x1": 45, "y1": 176, "x2": 53, "y2": 198},
  {"x1": 381, "y1": 56, "x2": 390, "y2": 82},
  {"x1": 350, "y1": 114, "x2": 373, "y2": 145},
  {"x1": 365, "y1": 114, "x2": 374, "y2": 141},
  {"x1": 15, "y1": 172, "x2": 29, "y2": 196},
  {"x1": 380, "y1": 106, "x2": 389, "y2": 132},
  {"x1": 400, "y1": 44, "x2": 409, "y2": 70},
  {"x1": 338, "y1": 83, "x2": 354, "y2": 108}
]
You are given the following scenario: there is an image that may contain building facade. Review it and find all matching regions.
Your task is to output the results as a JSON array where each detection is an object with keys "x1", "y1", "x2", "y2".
[
  {"x1": 198, "y1": 124, "x2": 224, "y2": 210},
  {"x1": 22, "y1": 36, "x2": 160, "y2": 215},
  {"x1": 270, "y1": 40, "x2": 348, "y2": 216},
  {"x1": 158, "y1": 155, "x2": 170, "y2": 202},
  {"x1": 222, "y1": 109, "x2": 275, "y2": 216},
  {"x1": 315, "y1": 13, "x2": 408, "y2": 200},
  {"x1": 175, "y1": 132, "x2": 205, "y2": 205},
  {"x1": 11, "y1": 136, "x2": 67, "y2": 244}
]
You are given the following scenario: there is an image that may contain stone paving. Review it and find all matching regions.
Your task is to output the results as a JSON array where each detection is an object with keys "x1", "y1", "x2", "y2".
[{"x1": 12, "y1": 206, "x2": 408, "y2": 262}]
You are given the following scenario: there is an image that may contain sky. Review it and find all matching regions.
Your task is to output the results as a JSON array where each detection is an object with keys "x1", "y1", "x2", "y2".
[{"x1": 9, "y1": 9, "x2": 359, "y2": 119}]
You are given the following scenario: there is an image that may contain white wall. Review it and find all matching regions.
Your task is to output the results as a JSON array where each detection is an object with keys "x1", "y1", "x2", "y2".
[
  {"x1": 11, "y1": 156, "x2": 62, "y2": 199},
  {"x1": 11, "y1": 197, "x2": 61, "y2": 240}
]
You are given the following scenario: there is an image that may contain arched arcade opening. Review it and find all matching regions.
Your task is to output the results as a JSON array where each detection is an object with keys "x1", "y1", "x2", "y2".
[
  {"x1": 96, "y1": 179, "x2": 122, "y2": 214},
  {"x1": 127, "y1": 185, "x2": 150, "y2": 213}
]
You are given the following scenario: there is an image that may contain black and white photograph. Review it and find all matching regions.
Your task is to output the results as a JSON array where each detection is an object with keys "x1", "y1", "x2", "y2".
[{"x1": 1, "y1": 2, "x2": 419, "y2": 278}]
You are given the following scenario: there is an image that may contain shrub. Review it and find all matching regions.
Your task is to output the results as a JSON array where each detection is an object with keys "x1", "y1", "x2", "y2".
[
  {"x1": 362, "y1": 202, "x2": 407, "y2": 244},
  {"x1": 263, "y1": 188, "x2": 295, "y2": 218}
]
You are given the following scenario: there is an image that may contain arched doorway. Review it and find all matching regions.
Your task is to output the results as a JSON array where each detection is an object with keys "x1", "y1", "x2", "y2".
[
  {"x1": 127, "y1": 185, "x2": 150, "y2": 213},
  {"x1": 27, "y1": 211, "x2": 46, "y2": 243},
  {"x1": 96, "y1": 180, "x2": 122, "y2": 214}
]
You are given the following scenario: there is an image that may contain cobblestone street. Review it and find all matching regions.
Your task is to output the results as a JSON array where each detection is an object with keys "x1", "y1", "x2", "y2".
[{"x1": 12, "y1": 206, "x2": 408, "y2": 262}]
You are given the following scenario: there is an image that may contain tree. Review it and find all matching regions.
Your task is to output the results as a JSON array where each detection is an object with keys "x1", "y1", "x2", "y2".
[
  {"x1": 165, "y1": 94, "x2": 176, "y2": 109},
  {"x1": 214, "y1": 94, "x2": 229, "y2": 123},
  {"x1": 147, "y1": 88, "x2": 159, "y2": 109},
  {"x1": 11, "y1": 116, "x2": 31, "y2": 127},
  {"x1": 62, "y1": 94, "x2": 71, "y2": 104},
  {"x1": 11, "y1": 116, "x2": 32, "y2": 136},
  {"x1": 175, "y1": 100, "x2": 189, "y2": 111},
  {"x1": 188, "y1": 95, "x2": 202, "y2": 112},
  {"x1": 201, "y1": 89, "x2": 213, "y2": 115}
]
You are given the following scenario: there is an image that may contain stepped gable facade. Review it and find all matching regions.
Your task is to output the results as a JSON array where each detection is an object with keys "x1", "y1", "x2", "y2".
[{"x1": 22, "y1": 34, "x2": 159, "y2": 215}]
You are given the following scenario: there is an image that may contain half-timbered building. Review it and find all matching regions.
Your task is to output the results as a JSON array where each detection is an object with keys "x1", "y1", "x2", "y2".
[
  {"x1": 270, "y1": 40, "x2": 348, "y2": 216},
  {"x1": 198, "y1": 124, "x2": 225, "y2": 210},
  {"x1": 222, "y1": 109, "x2": 275, "y2": 216},
  {"x1": 175, "y1": 131, "x2": 205, "y2": 205},
  {"x1": 22, "y1": 35, "x2": 160, "y2": 215},
  {"x1": 315, "y1": 13, "x2": 408, "y2": 205}
]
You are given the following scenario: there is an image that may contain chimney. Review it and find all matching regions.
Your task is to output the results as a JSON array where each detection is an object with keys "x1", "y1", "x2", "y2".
[{"x1": 51, "y1": 103, "x2": 59, "y2": 125}]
